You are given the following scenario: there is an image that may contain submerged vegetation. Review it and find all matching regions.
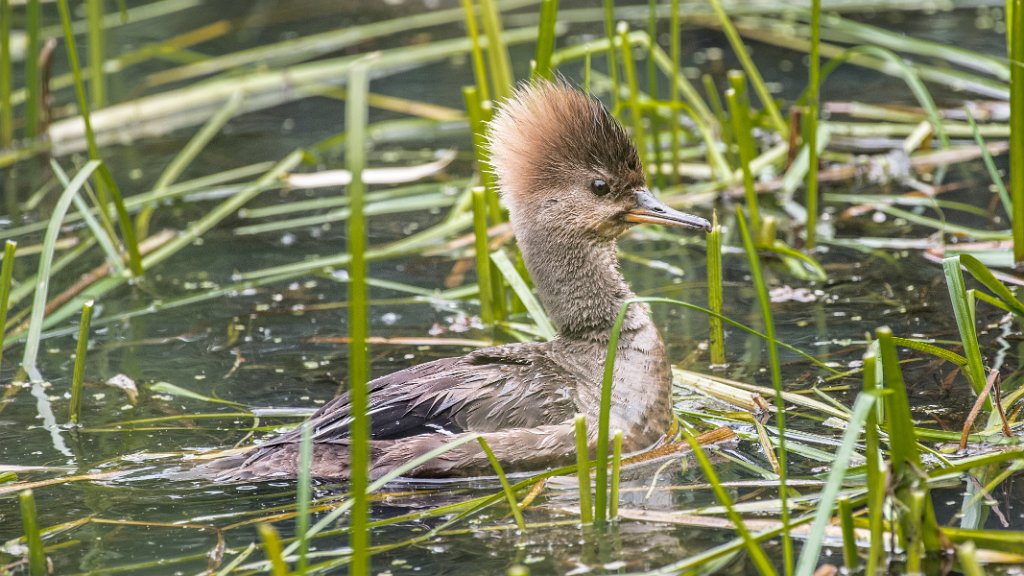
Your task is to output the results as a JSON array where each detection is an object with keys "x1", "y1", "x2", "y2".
[{"x1": 1, "y1": 0, "x2": 1023, "y2": 575}]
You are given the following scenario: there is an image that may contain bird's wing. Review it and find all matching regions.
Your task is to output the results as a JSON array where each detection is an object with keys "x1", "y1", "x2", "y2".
[{"x1": 250, "y1": 342, "x2": 577, "y2": 451}]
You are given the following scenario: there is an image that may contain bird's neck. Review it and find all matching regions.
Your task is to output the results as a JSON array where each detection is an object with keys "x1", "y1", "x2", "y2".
[{"x1": 516, "y1": 227, "x2": 649, "y2": 339}]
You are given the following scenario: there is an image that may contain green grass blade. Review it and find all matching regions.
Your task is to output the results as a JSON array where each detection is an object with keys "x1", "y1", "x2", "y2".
[
  {"x1": 20, "y1": 489, "x2": 46, "y2": 576},
  {"x1": 296, "y1": 421, "x2": 313, "y2": 572},
  {"x1": 707, "y1": 212, "x2": 725, "y2": 365},
  {"x1": 256, "y1": 523, "x2": 288, "y2": 576},
  {"x1": 477, "y1": 436, "x2": 526, "y2": 530},
  {"x1": 574, "y1": 414, "x2": 592, "y2": 524},
  {"x1": 610, "y1": 429, "x2": 622, "y2": 520},
  {"x1": 0, "y1": 240, "x2": 16, "y2": 372},
  {"x1": 795, "y1": 391, "x2": 876, "y2": 576},
  {"x1": 21, "y1": 160, "x2": 101, "y2": 379},
  {"x1": 0, "y1": 0, "x2": 12, "y2": 146},
  {"x1": 472, "y1": 186, "x2": 496, "y2": 326},
  {"x1": 603, "y1": 0, "x2": 620, "y2": 108},
  {"x1": 805, "y1": 0, "x2": 821, "y2": 250},
  {"x1": 707, "y1": 0, "x2": 787, "y2": 137},
  {"x1": 87, "y1": 0, "x2": 106, "y2": 107},
  {"x1": 533, "y1": 0, "x2": 558, "y2": 79},
  {"x1": 478, "y1": 0, "x2": 513, "y2": 100},
  {"x1": 942, "y1": 257, "x2": 990, "y2": 399},
  {"x1": 1011, "y1": 0, "x2": 1024, "y2": 265},
  {"x1": 461, "y1": 0, "x2": 490, "y2": 102},
  {"x1": 490, "y1": 250, "x2": 555, "y2": 339},
  {"x1": 964, "y1": 107, "x2": 1012, "y2": 219},
  {"x1": 736, "y1": 208, "x2": 791, "y2": 572},
  {"x1": 957, "y1": 254, "x2": 1024, "y2": 317},
  {"x1": 726, "y1": 75, "x2": 761, "y2": 234},
  {"x1": 346, "y1": 56, "x2": 373, "y2": 576},
  {"x1": 25, "y1": 0, "x2": 42, "y2": 137},
  {"x1": 68, "y1": 300, "x2": 94, "y2": 425},
  {"x1": 682, "y1": 431, "x2": 778, "y2": 576}
]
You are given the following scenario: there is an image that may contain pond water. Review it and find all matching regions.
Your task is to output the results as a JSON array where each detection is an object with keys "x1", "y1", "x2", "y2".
[{"x1": 1, "y1": 1, "x2": 1021, "y2": 575}]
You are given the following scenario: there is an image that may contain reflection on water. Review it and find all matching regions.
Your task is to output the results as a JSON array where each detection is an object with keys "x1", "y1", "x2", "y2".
[{"x1": 1, "y1": 1, "x2": 1020, "y2": 574}]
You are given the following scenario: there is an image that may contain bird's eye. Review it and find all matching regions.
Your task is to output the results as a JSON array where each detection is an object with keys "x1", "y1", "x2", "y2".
[{"x1": 590, "y1": 179, "x2": 610, "y2": 197}]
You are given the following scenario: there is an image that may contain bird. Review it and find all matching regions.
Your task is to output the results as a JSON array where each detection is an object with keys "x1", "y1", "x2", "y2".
[{"x1": 210, "y1": 80, "x2": 711, "y2": 481}]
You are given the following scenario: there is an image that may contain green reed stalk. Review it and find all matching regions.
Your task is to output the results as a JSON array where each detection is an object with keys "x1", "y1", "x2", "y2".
[
  {"x1": 477, "y1": 437, "x2": 526, "y2": 530},
  {"x1": 57, "y1": 0, "x2": 143, "y2": 276},
  {"x1": 838, "y1": 497, "x2": 859, "y2": 572},
  {"x1": 966, "y1": 108, "x2": 1013, "y2": 219},
  {"x1": 472, "y1": 186, "x2": 495, "y2": 326},
  {"x1": 805, "y1": 0, "x2": 821, "y2": 250},
  {"x1": 0, "y1": 0, "x2": 12, "y2": 147},
  {"x1": 346, "y1": 58, "x2": 372, "y2": 576},
  {"x1": 646, "y1": 0, "x2": 662, "y2": 189},
  {"x1": 461, "y1": 0, "x2": 490, "y2": 102},
  {"x1": 707, "y1": 212, "x2": 725, "y2": 365},
  {"x1": 726, "y1": 74, "x2": 761, "y2": 235},
  {"x1": 68, "y1": 300, "x2": 94, "y2": 425},
  {"x1": 25, "y1": 0, "x2": 42, "y2": 138},
  {"x1": 942, "y1": 257, "x2": 990, "y2": 404},
  {"x1": 877, "y1": 327, "x2": 942, "y2": 553},
  {"x1": 602, "y1": 0, "x2": 620, "y2": 109},
  {"x1": 296, "y1": 421, "x2": 313, "y2": 573},
  {"x1": 707, "y1": 0, "x2": 787, "y2": 137},
  {"x1": 736, "y1": 208, "x2": 791, "y2": 574},
  {"x1": 609, "y1": 429, "x2": 622, "y2": 520},
  {"x1": 703, "y1": 74, "x2": 731, "y2": 165},
  {"x1": 1010, "y1": 0, "x2": 1024, "y2": 265},
  {"x1": 957, "y1": 541, "x2": 985, "y2": 576},
  {"x1": 533, "y1": 0, "x2": 558, "y2": 80},
  {"x1": 795, "y1": 391, "x2": 875, "y2": 575},
  {"x1": 0, "y1": 240, "x2": 16, "y2": 373},
  {"x1": 256, "y1": 523, "x2": 288, "y2": 576},
  {"x1": 862, "y1": 350, "x2": 885, "y2": 573},
  {"x1": 87, "y1": 0, "x2": 106, "y2": 108},
  {"x1": 669, "y1": 0, "x2": 681, "y2": 183},
  {"x1": 478, "y1": 0, "x2": 513, "y2": 100},
  {"x1": 22, "y1": 161, "x2": 100, "y2": 378},
  {"x1": 574, "y1": 414, "x2": 592, "y2": 523},
  {"x1": 618, "y1": 23, "x2": 646, "y2": 162},
  {"x1": 682, "y1": 430, "x2": 777, "y2": 576},
  {"x1": 20, "y1": 489, "x2": 46, "y2": 576}
]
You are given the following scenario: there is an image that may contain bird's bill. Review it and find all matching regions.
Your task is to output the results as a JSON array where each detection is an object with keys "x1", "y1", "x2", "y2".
[{"x1": 624, "y1": 190, "x2": 712, "y2": 232}]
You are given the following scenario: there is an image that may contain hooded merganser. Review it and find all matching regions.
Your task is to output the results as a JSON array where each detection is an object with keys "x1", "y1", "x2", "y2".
[{"x1": 215, "y1": 80, "x2": 710, "y2": 481}]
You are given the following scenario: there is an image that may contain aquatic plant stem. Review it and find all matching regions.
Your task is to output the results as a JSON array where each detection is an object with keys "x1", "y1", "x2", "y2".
[
  {"x1": 707, "y1": 212, "x2": 725, "y2": 365},
  {"x1": 736, "y1": 208, "x2": 791, "y2": 574},
  {"x1": 0, "y1": 240, "x2": 16, "y2": 373},
  {"x1": 477, "y1": 437, "x2": 526, "y2": 530},
  {"x1": 256, "y1": 523, "x2": 288, "y2": 576},
  {"x1": 471, "y1": 186, "x2": 495, "y2": 325},
  {"x1": 20, "y1": 489, "x2": 46, "y2": 576},
  {"x1": 727, "y1": 74, "x2": 761, "y2": 236},
  {"x1": 346, "y1": 57, "x2": 373, "y2": 576},
  {"x1": 805, "y1": 0, "x2": 821, "y2": 250},
  {"x1": 602, "y1": 0, "x2": 620, "y2": 109},
  {"x1": 461, "y1": 0, "x2": 490, "y2": 102},
  {"x1": 610, "y1": 430, "x2": 622, "y2": 519},
  {"x1": 0, "y1": 0, "x2": 11, "y2": 146},
  {"x1": 87, "y1": 0, "x2": 106, "y2": 108},
  {"x1": 68, "y1": 300, "x2": 94, "y2": 425},
  {"x1": 25, "y1": 0, "x2": 42, "y2": 138},
  {"x1": 296, "y1": 421, "x2": 313, "y2": 572},
  {"x1": 862, "y1": 351, "x2": 884, "y2": 574},
  {"x1": 1011, "y1": 0, "x2": 1024, "y2": 265},
  {"x1": 574, "y1": 414, "x2": 593, "y2": 523},
  {"x1": 533, "y1": 0, "x2": 558, "y2": 79},
  {"x1": 56, "y1": 0, "x2": 143, "y2": 276}
]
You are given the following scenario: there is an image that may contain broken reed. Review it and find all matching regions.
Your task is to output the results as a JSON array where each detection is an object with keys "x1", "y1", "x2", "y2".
[
  {"x1": 0, "y1": 240, "x2": 15, "y2": 373},
  {"x1": 68, "y1": 300, "x2": 94, "y2": 425},
  {"x1": 346, "y1": 57, "x2": 372, "y2": 576},
  {"x1": 574, "y1": 414, "x2": 592, "y2": 523},
  {"x1": 20, "y1": 489, "x2": 46, "y2": 576},
  {"x1": 706, "y1": 212, "x2": 725, "y2": 365}
]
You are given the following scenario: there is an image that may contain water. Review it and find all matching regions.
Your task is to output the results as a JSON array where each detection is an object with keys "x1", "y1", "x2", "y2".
[{"x1": 1, "y1": 1, "x2": 1021, "y2": 574}]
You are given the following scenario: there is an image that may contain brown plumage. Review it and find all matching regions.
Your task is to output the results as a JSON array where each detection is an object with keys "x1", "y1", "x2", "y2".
[{"x1": 208, "y1": 80, "x2": 710, "y2": 481}]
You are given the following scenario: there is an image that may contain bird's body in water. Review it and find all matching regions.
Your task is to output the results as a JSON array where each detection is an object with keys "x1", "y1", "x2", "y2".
[{"x1": 211, "y1": 80, "x2": 710, "y2": 481}]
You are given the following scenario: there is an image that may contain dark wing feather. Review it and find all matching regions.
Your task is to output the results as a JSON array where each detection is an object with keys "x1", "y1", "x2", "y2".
[{"x1": 242, "y1": 342, "x2": 579, "y2": 467}]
